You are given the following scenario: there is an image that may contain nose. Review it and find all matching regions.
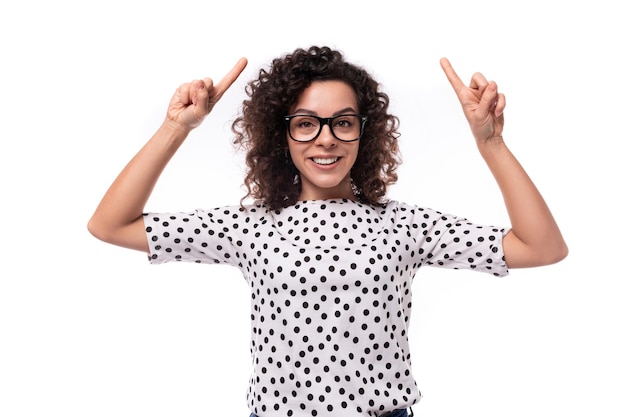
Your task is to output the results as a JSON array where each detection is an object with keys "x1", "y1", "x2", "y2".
[{"x1": 314, "y1": 124, "x2": 337, "y2": 147}]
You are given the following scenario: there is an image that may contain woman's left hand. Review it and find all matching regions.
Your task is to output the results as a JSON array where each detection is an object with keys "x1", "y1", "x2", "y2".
[{"x1": 440, "y1": 58, "x2": 506, "y2": 144}]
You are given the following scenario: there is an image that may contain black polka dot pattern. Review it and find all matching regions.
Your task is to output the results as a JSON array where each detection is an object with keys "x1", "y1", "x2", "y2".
[{"x1": 144, "y1": 199, "x2": 508, "y2": 416}]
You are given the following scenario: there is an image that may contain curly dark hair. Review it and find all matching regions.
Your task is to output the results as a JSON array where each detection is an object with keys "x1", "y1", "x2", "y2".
[{"x1": 232, "y1": 46, "x2": 401, "y2": 210}]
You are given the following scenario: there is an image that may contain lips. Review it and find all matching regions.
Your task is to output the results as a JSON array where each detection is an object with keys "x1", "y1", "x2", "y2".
[{"x1": 311, "y1": 157, "x2": 340, "y2": 165}]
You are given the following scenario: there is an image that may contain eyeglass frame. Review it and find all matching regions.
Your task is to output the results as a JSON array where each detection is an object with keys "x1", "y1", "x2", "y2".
[{"x1": 284, "y1": 114, "x2": 368, "y2": 143}]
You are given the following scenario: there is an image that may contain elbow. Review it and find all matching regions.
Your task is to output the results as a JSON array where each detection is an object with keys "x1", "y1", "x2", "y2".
[
  {"x1": 87, "y1": 215, "x2": 148, "y2": 253},
  {"x1": 537, "y1": 239, "x2": 569, "y2": 267},
  {"x1": 545, "y1": 229, "x2": 569, "y2": 265},
  {"x1": 504, "y1": 232, "x2": 569, "y2": 268},
  {"x1": 87, "y1": 216, "x2": 113, "y2": 244},
  {"x1": 87, "y1": 217, "x2": 104, "y2": 241},
  {"x1": 551, "y1": 240, "x2": 569, "y2": 264}
]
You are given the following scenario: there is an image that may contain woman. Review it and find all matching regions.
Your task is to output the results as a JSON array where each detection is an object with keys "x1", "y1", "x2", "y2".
[{"x1": 88, "y1": 46, "x2": 567, "y2": 417}]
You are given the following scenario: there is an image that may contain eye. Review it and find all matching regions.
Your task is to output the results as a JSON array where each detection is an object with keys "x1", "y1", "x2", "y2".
[
  {"x1": 288, "y1": 116, "x2": 320, "y2": 136},
  {"x1": 333, "y1": 115, "x2": 357, "y2": 129},
  {"x1": 292, "y1": 116, "x2": 318, "y2": 129}
]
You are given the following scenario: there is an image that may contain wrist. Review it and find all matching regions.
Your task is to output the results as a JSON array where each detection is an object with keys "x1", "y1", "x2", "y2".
[
  {"x1": 160, "y1": 118, "x2": 193, "y2": 139},
  {"x1": 476, "y1": 135, "x2": 508, "y2": 158}
]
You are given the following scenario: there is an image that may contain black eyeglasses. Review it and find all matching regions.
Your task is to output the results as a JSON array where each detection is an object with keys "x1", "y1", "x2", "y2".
[{"x1": 284, "y1": 114, "x2": 368, "y2": 142}]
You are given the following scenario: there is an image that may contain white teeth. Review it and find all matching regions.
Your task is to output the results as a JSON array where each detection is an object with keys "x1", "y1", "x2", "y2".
[{"x1": 312, "y1": 157, "x2": 339, "y2": 165}]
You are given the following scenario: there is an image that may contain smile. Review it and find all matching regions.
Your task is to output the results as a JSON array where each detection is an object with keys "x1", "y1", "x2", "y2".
[{"x1": 312, "y1": 157, "x2": 339, "y2": 165}]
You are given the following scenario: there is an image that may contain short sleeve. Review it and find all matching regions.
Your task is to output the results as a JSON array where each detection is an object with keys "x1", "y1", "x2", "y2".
[
  {"x1": 393, "y1": 202, "x2": 510, "y2": 277},
  {"x1": 143, "y1": 206, "x2": 246, "y2": 265}
]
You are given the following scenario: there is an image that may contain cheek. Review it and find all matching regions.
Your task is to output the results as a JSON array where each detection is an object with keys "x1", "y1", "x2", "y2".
[
  {"x1": 287, "y1": 142, "x2": 307, "y2": 168},
  {"x1": 347, "y1": 144, "x2": 360, "y2": 162},
  {"x1": 286, "y1": 141, "x2": 297, "y2": 159}
]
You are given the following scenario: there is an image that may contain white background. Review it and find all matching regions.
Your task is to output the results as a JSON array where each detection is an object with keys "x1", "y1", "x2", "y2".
[{"x1": 1, "y1": 1, "x2": 624, "y2": 416}]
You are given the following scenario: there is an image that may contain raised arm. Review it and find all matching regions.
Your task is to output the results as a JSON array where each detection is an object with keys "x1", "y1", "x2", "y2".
[
  {"x1": 440, "y1": 58, "x2": 568, "y2": 268},
  {"x1": 87, "y1": 58, "x2": 248, "y2": 252}
]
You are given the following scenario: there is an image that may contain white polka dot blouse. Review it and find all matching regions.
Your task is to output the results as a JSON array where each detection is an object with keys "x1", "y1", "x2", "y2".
[{"x1": 144, "y1": 199, "x2": 509, "y2": 416}]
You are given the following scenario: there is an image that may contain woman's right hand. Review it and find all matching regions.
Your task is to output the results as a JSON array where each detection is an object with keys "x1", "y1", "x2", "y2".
[
  {"x1": 166, "y1": 57, "x2": 248, "y2": 131},
  {"x1": 88, "y1": 57, "x2": 248, "y2": 252}
]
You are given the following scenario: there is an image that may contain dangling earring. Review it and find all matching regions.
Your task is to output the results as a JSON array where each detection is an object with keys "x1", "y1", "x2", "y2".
[
  {"x1": 350, "y1": 177, "x2": 361, "y2": 197},
  {"x1": 293, "y1": 173, "x2": 300, "y2": 184}
]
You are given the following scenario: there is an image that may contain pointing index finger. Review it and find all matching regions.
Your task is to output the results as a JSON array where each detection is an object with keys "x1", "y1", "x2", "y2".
[
  {"x1": 211, "y1": 57, "x2": 249, "y2": 101},
  {"x1": 440, "y1": 57, "x2": 465, "y2": 95}
]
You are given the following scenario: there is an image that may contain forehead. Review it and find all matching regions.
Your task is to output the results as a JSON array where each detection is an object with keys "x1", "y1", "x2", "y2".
[{"x1": 291, "y1": 80, "x2": 358, "y2": 113}]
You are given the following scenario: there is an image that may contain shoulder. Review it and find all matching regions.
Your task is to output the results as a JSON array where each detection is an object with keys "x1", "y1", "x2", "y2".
[
  {"x1": 379, "y1": 199, "x2": 439, "y2": 217},
  {"x1": 144, "y1": 203, "x2": 271, "y2": 226}
]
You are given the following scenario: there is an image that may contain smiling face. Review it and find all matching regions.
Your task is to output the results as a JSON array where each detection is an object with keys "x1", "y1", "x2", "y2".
[{"x1": 287, "y1": 80, "x2": 360, "y2": 201}]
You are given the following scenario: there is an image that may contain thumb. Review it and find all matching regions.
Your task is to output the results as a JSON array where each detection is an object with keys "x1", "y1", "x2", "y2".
[
  {"x1": 180, "y1": 80, "x2": 212, "y2": 129},
  {"x1": 191, "y1": 78, "x2": 213, "y2": 114},
  {"x1": 476, "y1": 81, "x2": 499, "y2": 119}
]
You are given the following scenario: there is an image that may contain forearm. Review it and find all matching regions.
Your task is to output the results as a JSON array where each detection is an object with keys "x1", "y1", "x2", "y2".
[
  {"x1": 87, "y1": 120, "x2": 190, "y2": 250},
  {"x1": 478, "y1": 137, "x2": 568, "y2": 268}
]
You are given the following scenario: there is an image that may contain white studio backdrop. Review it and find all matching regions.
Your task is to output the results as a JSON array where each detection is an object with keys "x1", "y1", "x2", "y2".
[{"x1": 1, "y1": 1, "x2": 624, "y2": 416}]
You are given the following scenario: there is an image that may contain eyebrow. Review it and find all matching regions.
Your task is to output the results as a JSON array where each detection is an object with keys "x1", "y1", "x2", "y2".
[{"x1": 289, "y1": 107, "x2": 359, "y2": 116}]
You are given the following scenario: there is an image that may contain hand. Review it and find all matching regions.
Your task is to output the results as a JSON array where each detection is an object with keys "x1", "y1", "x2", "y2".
[
  {"x1": 440, "y1": 58, "x2": 505, "y2": 144},
  {"x1": 166, "y1": 57, "x2": 248, "y2": 131}
]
